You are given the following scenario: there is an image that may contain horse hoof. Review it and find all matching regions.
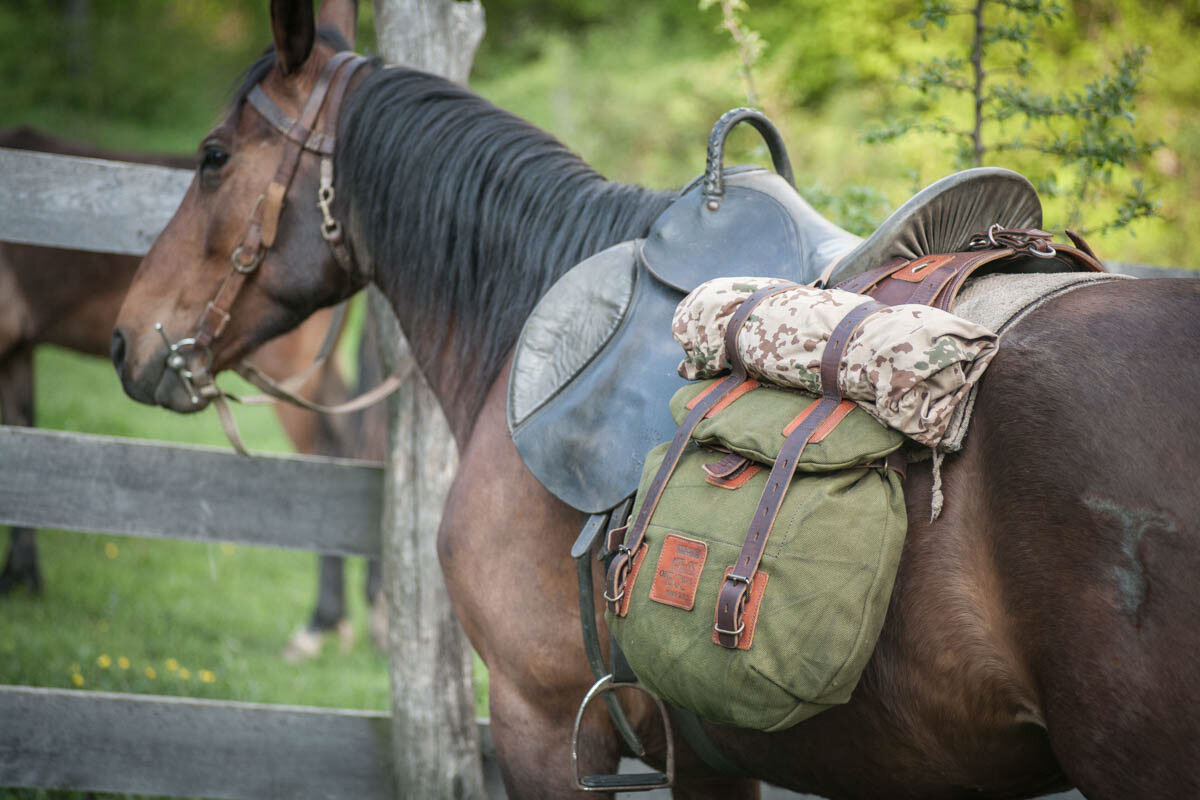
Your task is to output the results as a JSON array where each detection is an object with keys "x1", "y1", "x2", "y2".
[
  {"x1": 336, "y1": 618, "x2": 356, "y2": 654},
  {"x1": 281, "y1": 627, "x2": 326, "y2": 663}
]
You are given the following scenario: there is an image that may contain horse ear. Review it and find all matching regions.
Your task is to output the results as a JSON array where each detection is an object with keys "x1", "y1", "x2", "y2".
[
  {"x1": 317, "y1": 0, "x2": 358, "y2": 49},
  {"x1": 270, "y1": 0, "x2": 315, "y2": 75}
]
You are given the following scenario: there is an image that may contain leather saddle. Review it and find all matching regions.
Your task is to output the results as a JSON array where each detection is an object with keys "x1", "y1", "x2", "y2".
[{"x1": 508, "y1": 107, "x2": 1083, "y2": 513}]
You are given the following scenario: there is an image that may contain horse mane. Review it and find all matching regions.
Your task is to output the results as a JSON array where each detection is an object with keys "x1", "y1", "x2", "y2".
[{"x1": 335, "y1": 67, "x2": 675, "y2": 423}]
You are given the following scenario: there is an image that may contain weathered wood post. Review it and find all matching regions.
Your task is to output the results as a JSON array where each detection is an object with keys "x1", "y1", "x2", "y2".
[{"x1": 368, "y1": 0, "x2": 487, "y2": 797}]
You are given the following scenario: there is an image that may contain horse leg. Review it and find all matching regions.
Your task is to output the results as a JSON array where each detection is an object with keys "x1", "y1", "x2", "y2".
[
  {"x1": 365, "y1": 555, "x2": 387, "y2": 651},
  {"x1": 442, "y1": 367, "x2": 746, "y2": 798},
  {"x1": 272, "y1": 350, "x2": 359, "y2": 659},
  {"x1": 0, "y1": 344, "x2": 41, "y2": 596}
]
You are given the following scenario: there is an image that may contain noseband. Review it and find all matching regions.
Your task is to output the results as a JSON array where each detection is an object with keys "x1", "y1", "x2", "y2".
[{"x1": 158, "y1": 50, "x2": 369, "y2": 405}]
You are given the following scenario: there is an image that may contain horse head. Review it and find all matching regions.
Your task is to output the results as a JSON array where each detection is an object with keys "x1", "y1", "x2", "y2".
[{"x1": 113, "y1": 0, "x2": 364, "y2": 412}]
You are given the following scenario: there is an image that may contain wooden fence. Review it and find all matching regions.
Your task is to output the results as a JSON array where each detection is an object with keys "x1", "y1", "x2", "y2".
[{"x1": 0, "y1": 140, "x2": 492, "y2": 797}]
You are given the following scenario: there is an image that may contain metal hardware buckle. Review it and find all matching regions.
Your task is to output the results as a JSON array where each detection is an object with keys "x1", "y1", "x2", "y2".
[{"x1": 230, "y1": 246, "x2": 263, "y2": 274}]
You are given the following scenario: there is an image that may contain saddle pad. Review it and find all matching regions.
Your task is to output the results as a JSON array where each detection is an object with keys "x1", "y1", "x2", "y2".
[
  {"x1": 609, "y1": 382, "x2": 906, "y2": 731},
  {"x1": 938, "y1": 271, "x2": 1133, "y2": 452}
]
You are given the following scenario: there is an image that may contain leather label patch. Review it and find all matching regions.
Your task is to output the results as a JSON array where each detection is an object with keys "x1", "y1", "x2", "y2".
[
  {"x1": 712, "y1": 568, "x2": 770, "y2": 651},
  {"x1": 649, "y1": 534, "x2": 708, "y2": 611}
]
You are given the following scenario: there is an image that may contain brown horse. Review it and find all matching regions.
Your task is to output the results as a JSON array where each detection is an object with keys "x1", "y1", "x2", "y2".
[
  {"x1": 0, "y1": 125, "x2": 384, "y2": 656},
  {"x1": 111, "y1": 2, "x2": 1200, "y2": 797}
]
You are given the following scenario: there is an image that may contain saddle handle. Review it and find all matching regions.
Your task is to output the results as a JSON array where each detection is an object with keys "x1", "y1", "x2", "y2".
[{"x1": 702, "y1": 107, "x2": 795, "y2": 209}]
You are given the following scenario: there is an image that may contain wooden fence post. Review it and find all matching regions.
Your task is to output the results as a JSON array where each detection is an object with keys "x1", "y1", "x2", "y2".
[{"x1": 369, "y1": 1, "x2": 487, "y2": 797}]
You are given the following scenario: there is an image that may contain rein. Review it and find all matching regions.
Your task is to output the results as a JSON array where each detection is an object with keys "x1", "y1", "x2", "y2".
[{"x1": 155, "y1": 51, "x2": 406, "y2": 455}]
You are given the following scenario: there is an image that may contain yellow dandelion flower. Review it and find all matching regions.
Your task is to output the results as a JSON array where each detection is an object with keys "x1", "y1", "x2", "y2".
[
  {"x1": 71, "y1": 673, "x2": 84, "y2": 687},
  {"x1": 164, "y1": 658, "x2": 179, "y2": 672},
  {"x1": 104, "y1": 542, "x2": 119, "y2": 559},
  {"x1": 178, "y1": 668, "x2": 191, "y2": 681},
  {"x1": 219, "y1": 543, "x2": 236, "y2": 556},
  {"x1": 96, "y1": 654, "x2": 112, "y2": 669},
  {"x1": 117, "y1": 656, "x2": 130, "y2": 670},
  {"x1": 145, "y1": 666, "x2": 157, "y2": 679},
  {"x1": 70, "y1": 662, "x2": 81, "y2": 673},
  {"x1": 97, "y1": 619, "x2": 109, "y2": 632},
  {"x1": 198, "y1": 669, "x2": 216, "y2": 683}
]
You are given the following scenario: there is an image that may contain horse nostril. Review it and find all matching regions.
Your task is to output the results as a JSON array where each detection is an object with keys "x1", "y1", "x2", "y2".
[{"x1": 110, "y1": 329, "x2": 127, "y2": 373}]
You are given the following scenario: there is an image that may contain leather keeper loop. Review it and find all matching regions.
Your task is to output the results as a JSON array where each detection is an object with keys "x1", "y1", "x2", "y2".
[{"x1": 200, "y1": 302, "x2": 232, "y2": 341}]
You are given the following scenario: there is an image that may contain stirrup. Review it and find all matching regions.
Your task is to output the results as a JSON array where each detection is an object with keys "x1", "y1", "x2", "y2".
[{"x1": 571, "y1": 674, "x2": 674, "y2": 792}]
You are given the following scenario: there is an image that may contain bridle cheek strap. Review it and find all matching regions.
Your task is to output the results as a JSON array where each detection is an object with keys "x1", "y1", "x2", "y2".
[{"x1": 160, "y1": 51, "x2": 393, "y2": 455}]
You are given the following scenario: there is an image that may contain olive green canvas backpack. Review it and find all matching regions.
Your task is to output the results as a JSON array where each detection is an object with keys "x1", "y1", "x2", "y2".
[{"x1": 605, "y1": 377, "x2": 906, "y2": 731}]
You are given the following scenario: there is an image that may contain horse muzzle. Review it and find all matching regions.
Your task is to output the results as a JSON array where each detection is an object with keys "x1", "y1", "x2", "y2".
[{"x1": 111, "y1": 325, "x2": 212, "y2": 413}]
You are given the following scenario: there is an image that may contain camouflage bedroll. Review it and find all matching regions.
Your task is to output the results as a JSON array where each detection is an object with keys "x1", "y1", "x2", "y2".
[
  {"x1": 673, "y1": 277, "x2": 999, "y2": 447},
  {"x1": 607, "y1": 380, "x2": 907, "y2": 732}
]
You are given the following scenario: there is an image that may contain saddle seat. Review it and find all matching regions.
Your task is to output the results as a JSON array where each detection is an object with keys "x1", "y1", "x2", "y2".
[{"x1": 509, "y1": 163, "x2": 1049, "y2": 513}]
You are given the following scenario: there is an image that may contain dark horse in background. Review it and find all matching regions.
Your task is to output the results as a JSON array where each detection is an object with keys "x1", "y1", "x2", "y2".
[
  {"x1": 111, "y1": 1, "x2": 1200, "y2": 797},
  {"x1": 0, "y1": 125, "x2": 386, "y2": 658}
]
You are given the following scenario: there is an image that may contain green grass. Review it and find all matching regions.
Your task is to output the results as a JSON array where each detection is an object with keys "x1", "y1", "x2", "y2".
[{"x1": 1, "y1": 341, "x2": 490, "y2": 799}]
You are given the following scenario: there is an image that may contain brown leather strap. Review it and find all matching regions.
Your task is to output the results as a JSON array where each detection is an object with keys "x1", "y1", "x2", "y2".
[
  {"x1": 233, "y1": 361, "x2": 410, "y2": 414},
  {"x1": 193, "y1": 54, "x2": 368, "y2": 352},
  {"x1": 714, "y1": 298, "x2": 882, "y2": 648},
  {"x1": 247, "y1": 86, "x2": 336, "y2": 155},
  {"x1": 605, "y1": 282, "x2": 795, "y2": 614},
  {"x1": 833, "y1": 257, "x2": 906, "y2": 295},
  {"x1": 703, "y1": 452, "x2": 750, "y2": 479}
]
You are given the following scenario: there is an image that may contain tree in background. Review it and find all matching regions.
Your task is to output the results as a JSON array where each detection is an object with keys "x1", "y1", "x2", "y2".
[{"x1": 866, "y1": 0, "x2": 1159, "y2": 234}]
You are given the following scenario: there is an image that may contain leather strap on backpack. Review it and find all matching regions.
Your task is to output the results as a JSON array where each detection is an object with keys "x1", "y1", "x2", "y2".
[
  {"x1": 605, "y1": 282, "x2": 795, "y2": 615},
  {"x1": 713, "y1": 298, "x2": 883, "y2": 648}
]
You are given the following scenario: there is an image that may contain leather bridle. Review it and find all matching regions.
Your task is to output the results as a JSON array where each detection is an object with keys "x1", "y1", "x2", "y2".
[
  {"x1": 152, "y1": 51, "x2": 404, "y2": 454},
  {"x1": 157, "y1": 50, "x2": 369, "y2": 404}
]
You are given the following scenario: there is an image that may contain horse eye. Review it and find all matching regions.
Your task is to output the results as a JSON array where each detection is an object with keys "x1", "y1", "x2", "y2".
[{"x1": 199, "y1": 145, "x2": 229, "y2": 173}]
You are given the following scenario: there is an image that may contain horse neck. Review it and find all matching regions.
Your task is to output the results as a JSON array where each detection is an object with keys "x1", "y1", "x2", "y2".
[
  {"x1": 338, "y1": 71, "x2": 673, "y2": 442},
  {"x1": 373, "y1": 178, "x2": 668, "y2": 443}
]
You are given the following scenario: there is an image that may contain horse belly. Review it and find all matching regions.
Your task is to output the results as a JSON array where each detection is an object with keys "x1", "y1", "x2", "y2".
[{"x1": 694, "y1": 448, "x2": 1068, "y2": 799}]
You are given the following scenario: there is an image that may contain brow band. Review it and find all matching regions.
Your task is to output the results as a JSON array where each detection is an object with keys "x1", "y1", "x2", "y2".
[{"x1": 246, "y1": 86, "x2": 336, "y2": 156}]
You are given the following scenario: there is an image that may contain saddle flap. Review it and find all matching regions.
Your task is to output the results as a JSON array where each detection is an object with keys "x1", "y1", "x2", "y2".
[
  {"x1": 641, "y1": 168, "x2": 861, "y2": 293},
  {"x1": 509, "y1": 240, "x2": 692, "y2": 513}
]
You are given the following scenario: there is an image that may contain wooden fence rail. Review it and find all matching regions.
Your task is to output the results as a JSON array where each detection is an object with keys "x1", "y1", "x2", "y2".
[
  {"x1": 0, "y1": 147, "x2": 188, "y2": 255},
  {"x1": 0, "y1": 426, "x2": 382, "y2": 557},
  {"x1": 0, "y1": 685, "x2": 499, "y2": 800}
]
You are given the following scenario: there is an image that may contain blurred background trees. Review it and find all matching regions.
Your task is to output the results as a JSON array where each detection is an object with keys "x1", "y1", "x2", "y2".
[{"x1": 3, "y1": 0, "x2": 1192, "y2": 262}]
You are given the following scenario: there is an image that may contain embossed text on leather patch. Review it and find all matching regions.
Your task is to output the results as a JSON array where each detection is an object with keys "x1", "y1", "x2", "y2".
[{"x1": 649, "y1": 534, "x2": 708, "y2": 611}]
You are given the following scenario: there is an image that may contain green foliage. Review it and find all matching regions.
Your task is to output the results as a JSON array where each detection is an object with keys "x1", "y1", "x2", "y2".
[
  {"x1": 866, "y1": 0, "x2": 1160, "y2": 234},
  {"x1": 698, "y1": 0, "x2": 765, "y2": 105}
]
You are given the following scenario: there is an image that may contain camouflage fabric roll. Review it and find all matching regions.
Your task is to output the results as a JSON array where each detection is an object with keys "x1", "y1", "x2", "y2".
[{"x1": 672, "y1": 277, "x2": 999, "y2": 447}]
